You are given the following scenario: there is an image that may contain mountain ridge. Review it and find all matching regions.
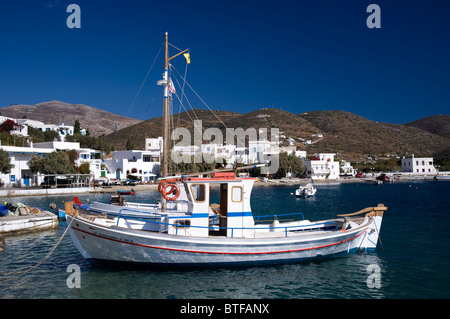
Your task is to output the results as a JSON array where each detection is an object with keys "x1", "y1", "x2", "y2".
[
  {"x1": 0, "y1": 101, "x2": 142, "y2": 136},
  {"x1": 1, "y1": 101, "x2": 448, "y2": 162},
  {"x1": 105, "y1": 107, "x2": 450, "y2": 162}
]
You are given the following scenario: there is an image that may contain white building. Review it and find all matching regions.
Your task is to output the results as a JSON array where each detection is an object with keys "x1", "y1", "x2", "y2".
[
  {"x1": 172, "y1": 142, "x2": 250, "y2": 167},
  {"x1": 401, "y1": 155, "x2": 437, "y2": 174},
  {"x1": 0, "y1": 141, "x2": 102, "y2": 187},
  {"x1": 15, "y1": 119, "x2": 74, "y2": 141},
  {"x1": 248, "y1": 140, "x2": 278, "y2": 165},
  {"x1": 304, "y1": 153, "x2": 340, "y2": 180},
  {"x1": 0, "y1": 116, "x2": 75, "y2": 141},
  {"x1": 0, "y1": 116, "x2": 28, "y2": 137},
  {"x1": 103, "y1": 150, "x2": 160, "y2": 182},
  {"x1": 340, "y1": 160, "x2": 357, "y2": 176},
  {"x1": 145, "y1": 137, "x2": 163, "y2": 152},
  {"x1": 295, "y1": 150, "x2": 307, "y2": 160}
]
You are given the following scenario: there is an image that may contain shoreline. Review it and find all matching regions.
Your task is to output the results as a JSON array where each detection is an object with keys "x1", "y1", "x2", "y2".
[{"x1": 0, "y1": 175, "x2": 442, "y2": 197}]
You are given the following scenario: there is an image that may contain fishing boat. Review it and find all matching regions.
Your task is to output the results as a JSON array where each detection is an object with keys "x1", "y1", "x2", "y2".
[
  {"x1": 295, "y1": 183, "x2": 317, "y2": 197},
  {"x1": 66, "y1": 171, "x2": 386, "y2": 267},
  {"x1": 66, "y1": 32, "x2": 387, "y2": 267}
]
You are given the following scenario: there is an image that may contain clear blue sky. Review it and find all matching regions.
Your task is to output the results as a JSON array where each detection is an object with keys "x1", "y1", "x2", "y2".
[{"x1": 0, "y1": 0, "x2": 449, "y2": 124}]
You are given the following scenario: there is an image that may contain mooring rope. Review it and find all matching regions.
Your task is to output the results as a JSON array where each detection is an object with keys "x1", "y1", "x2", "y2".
[{"x1": 0, "y1": 216, "x2": 75, "y2": 284}]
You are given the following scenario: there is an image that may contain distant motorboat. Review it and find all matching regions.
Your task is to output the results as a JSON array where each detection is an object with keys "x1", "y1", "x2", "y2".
[
  {"x1": 295, "y1": 183, "x2": 317, "y2": 197},
  {"x1": 117, "y1": 189, "x2": 136, "y2": 195},
  {"x1": 376, "y1": 174, "x2": 392, "y2": 183},
  {"x1": 435, "y1": 175, "x2": 450, "y2": 181}
]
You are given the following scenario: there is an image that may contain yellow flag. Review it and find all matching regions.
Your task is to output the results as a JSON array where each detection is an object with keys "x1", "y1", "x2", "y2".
[{"x1": 183, "y1": 52, "x2": 191, "y2": 64}]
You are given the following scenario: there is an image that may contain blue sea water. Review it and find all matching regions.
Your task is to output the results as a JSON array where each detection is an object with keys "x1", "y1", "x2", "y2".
[{"x1": 0, "y1": 180, "x2": 449, "y2": 299}]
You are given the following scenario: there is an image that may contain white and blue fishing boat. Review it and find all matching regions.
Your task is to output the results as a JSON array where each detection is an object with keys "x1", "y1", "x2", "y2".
[
  {"x1": 66, "y1": 171, "x2": 386, "y2": 267},
  {"x1": 65, "y1": 33, "x2": 387, "y2": 267}
]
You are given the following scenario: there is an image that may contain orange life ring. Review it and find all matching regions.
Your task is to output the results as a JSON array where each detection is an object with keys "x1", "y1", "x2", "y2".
[
  {"x1": 162, "y1": 183, "x2": 180, "y2": 201},
  {"x1": 158, "y1": 181, "x2": 165, "y2": 194},
  {"x1": 158, "y1": 178, "x2": 181, "y2": 193}
]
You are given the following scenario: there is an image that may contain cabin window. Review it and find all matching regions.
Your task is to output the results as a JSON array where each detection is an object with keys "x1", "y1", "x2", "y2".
[
  {"x1": 231, "y1": 186, "x2": 243, "y2": 202},
  {"x1": 174, "y1": 220, "x2": 191, "y2": 227},
  {"x1": 190, "y1": 184, "x2": 206, "y2": 202}
]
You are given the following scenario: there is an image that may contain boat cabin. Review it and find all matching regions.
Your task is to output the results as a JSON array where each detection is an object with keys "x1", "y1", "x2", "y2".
[{"x1": 162, "y1": 172, "x2": 256, "y2": 238}]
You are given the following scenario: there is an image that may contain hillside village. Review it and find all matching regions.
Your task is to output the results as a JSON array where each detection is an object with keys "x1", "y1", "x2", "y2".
[{"x1": 0, "y1": 108, "x2": 446, "y2": 188}]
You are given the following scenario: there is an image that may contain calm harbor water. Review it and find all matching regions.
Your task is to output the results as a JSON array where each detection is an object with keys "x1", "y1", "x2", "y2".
[{"x1": 0, "y1": 180, "x2": 449, "y2": 299}]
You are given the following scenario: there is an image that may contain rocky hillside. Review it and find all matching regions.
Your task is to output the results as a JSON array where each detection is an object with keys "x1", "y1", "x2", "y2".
[
  {"x1": 106, "y1": 107, "x2": 449, "y2": 163},
  {"x1": 298, "y1": 111, "x2": 450, "y2": 161},
  {"x1": 2, "y1": 100, "x2": 448, "y2": 162},
  {"x1": 405, "y1": 115, "x2": 450, "y2": 138},
  {"x1": 103, "y1": 108, "x2": 322, "y2": 150},
  {"x1": 0, "y1": 101, "x2": 142, "y2": 136}
]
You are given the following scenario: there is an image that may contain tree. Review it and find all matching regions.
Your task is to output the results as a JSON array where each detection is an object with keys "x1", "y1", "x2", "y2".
[
  {"x1": 0, "y1": 149, "x2": 14, "y2": 174},
  {"x1": 126, "y1": 138, "x2": 134, "y2": 150},
  {"x1": 78, "y1": 162, "x2": 90, "y2": 174},
  {"x1": 27, "y1": 126, "x2": 60, "y2": 143},
  {"x1": 28, "y1": 150, "x2": 77, "y2": 174},
  {"x1": 74, "y1": 120, "x2": 82, "y2": 135},
  {"x1": 272, "y1": 152, "x2": 306, "y2": 179},
  {"x1": 0, "y1": 119, "x2": 17, "y2": 133},
  {"x1": 66, "y1": 134, "x2": 114, "y2": 154}
]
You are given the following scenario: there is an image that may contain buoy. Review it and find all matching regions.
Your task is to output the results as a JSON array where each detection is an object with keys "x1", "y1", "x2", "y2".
[{"x1": 271, "y1": 219, "x2": 280, "y2": 232}]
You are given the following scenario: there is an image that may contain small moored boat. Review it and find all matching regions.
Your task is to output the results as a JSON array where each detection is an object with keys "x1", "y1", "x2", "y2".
[
  {"x1": 117, "y1": 189, "x2": 136, "y2": 195},
  {"x1": 435, "y1": 175, "x2": 450, "y2": 180},
  {"x1": 295, "y1": 183, "x2": 317, "y2": 197}
]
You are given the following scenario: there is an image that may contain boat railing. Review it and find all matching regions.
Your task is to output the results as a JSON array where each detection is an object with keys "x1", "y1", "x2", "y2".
[
  {"x1": 116, "y1": 208, "x2": 162, "y2": 225},
  {"x1": 115, "y1": 208, "x2": 338, "y2": 238},
  {"x1": 254, "y1": 212, "x2": 305, "y2": 224}
]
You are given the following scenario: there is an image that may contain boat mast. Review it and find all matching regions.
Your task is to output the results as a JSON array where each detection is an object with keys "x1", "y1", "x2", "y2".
[
  {"x1": 159, "y1": 32, "x2": 189, "y2": 179},
  {"x1": 162, "y1": 32, "x2": 170, "y2": 179},
  {"x1": 158, "y1": 32, "x2": 189, "y2": 211}
]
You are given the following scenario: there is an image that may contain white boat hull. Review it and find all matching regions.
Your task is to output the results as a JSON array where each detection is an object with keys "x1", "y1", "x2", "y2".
[
  {"x1": 66, "y1": 213, "x2": 381, "y2": 267},
  {"x1": 295, "y1": 184, "x2": 317, "y2": 197}
]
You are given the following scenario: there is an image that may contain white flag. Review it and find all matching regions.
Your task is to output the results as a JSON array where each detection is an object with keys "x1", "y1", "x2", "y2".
[{"x1": 169, "y1": 79, "x2": 176, "y2": 94}]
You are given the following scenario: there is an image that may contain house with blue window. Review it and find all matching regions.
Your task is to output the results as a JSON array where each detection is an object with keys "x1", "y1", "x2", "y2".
[
  {"x1": 102, "y1": 150, "x2": 160, "y2": 183},
  {"x1": 0, "y1": 141, "x2": 102, "y2": 187}
]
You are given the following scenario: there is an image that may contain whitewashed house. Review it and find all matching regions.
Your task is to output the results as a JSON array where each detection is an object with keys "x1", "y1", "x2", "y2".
[
  {"x1": 0, "y1": 141, "x2": 102, "y2": 187},
  {"x1": 103, "y1": 150, "x2": 160, "y2": 182},
  {"x1": 295, "y1": 150, "x2": 307, "y2": 160},
  {"x1": 15, "y1": 119, "x2": 74, "y2": 141},
  {"x1": 401, "y1": 154, "x2": 437, "y2": 174},
  {"x1": 248, "y1": 140, "x2": 279, "y2": 165},
  {"x1": 304, "y1": 153, "x2": 340, "y2": 180},
  {"x1": 145, "y1": 137, "x2": 163, "y2": 152},
  {"x1": 340, "y1": 160, "x2": 357, "y2": 176}
]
